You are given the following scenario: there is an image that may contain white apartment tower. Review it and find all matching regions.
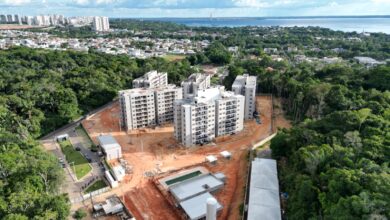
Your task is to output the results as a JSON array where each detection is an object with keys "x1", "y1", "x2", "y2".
[
  {"x1": 181, "y1": 73, "x2": 211, "y2": 98},
  {"x1": 155, "y1": 85, "x2": 183, "y2": 124},
  {"x1": 119, "y1": 85, "x2": 182, "y2": 130},
  {"x1": 93, "y1": 16, "x2": 110, "y2": 32},
  {"x1": 133, "y1": 70, "x2": 168, "y2": 89},
  {"x1": 174, "y1": 87, "x2": 244, "y2": 147},
  {"x1": 119, "y1": 89, "x2": 156, "y2": 130},
  {"x1": 232, "y1": 74, "x2": 257, "y2": 120}
]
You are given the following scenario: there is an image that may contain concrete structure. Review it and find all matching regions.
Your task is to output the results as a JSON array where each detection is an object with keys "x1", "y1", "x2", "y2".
[
  {"x1": 154, "y1": 85, "x2": 183, "y2": 124},
  {"x1": 232, "y1": 74, "x2": 257, "y2": 120},
  {"x1": 92, "y1": 16, "x2": 110, "y2": 32},
  {"x1": 247, "y1": 158, "x2": 281, "y2": 220},
  {"x1": 133, "y1": 70, "x2": 168, "y2": 89},
  {"x1": 119, "y1": 88, "x2": 156, "y2": 130},
  {"x1": 119, "y1": 85, "x2": 182, "y2": 130},
  {"x1": 179, "y1": 192, "x2": 222, "y2": 220},
  {"x1": 174, "y1": 87, "x2": 244, "y2": 147},
  {"x1": 170, "y1": 174, "x2": 224, "y2": 202},
  {"x1": 105, "y1": 170, "x2": 119, "y2": 188},
  {"x1": 97, "y1": 135, "x2": 122, "y2": 160},
  {"x1": 181, "y1": 73, "x2": 211, "y2": 98},
  {"x1": 206, "y1": 197, "x2": 218, "y2": 220}
]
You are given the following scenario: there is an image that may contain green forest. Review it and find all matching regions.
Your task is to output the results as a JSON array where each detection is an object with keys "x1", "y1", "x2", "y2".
[
  {"x1": 0, "y1": 23, "x2": 389, "y2": 219},
  {"x1": 0, "y1": 47, "x2": 194, "y2": 219}
]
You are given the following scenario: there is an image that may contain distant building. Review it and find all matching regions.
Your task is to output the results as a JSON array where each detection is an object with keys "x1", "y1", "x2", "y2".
[
  {"x1": 133, "y1": 70, "x2": 168, "y2": 89},
  {"x1": 232, "y1": 74, "x2": 257, "y2": 120},
  {"x1": 174, "y1": 87, "x2": 244, "y2": 147},
  {"x1": 92, "y1": 16, "x2": 110, "y2": 32},
  {"x1": 97, "y1": 135, "x2": 122, "y2": 160},
  {"x1": 354, "y1": 56, "x2": 386, "y2": 68},
  {"x1": 181, "y1": 73, "x2": 211, "y2": 98},
  {"x1": 6, "y1": 15, "x2": 13, "y2": 23}
]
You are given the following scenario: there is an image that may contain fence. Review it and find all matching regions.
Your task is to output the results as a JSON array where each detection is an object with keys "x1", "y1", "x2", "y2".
[{"x1": 69, "y1": 186, "x2": 111, "y2": 204}]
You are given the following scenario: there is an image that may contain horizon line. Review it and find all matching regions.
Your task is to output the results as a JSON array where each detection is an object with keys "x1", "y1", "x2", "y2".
[{"x1": 109, "y1": 15, "x2": 390, "y2": 19}]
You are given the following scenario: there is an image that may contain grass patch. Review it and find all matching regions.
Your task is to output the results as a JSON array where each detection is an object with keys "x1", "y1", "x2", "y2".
[
  {"x1": 75, "y1": 125, "x2": 97, "y2": 151},
  {"x1": 165, "y1": 171, "x2": 202, "y2": 186},
  {"x1": 211, "y1": 76, "x2": 220, "y2": 85},
  {"x1": 84, "y1": 180, "x2": 107, "y2": 194},
  {"x1": 163, "y1": 54, "x2": 186, "y2": 62},
  {"x1": 59, "y1": 140, "x2": 92, "y2": 180}
]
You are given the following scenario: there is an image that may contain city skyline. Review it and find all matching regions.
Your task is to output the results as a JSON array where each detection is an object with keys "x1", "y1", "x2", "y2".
[{"x1": 1, "y1": 0, "x2": 390, "y2": 18}]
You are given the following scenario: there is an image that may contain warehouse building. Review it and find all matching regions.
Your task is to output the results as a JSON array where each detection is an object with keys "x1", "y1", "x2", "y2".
[
  {"x1": 161, "y1": 168, "x2": 225, "y2": 220},
  {"x1": 133, "y1": 70, "x2": 168, "y2": 89},
  {"x1": 232, "y1": 74, "x2": 257, "y2": 120},
  {"x1": 247, "y1": 158, "x2": 281, "y2": 220},
  {"x1": 174, "y1": 86, "x2": 244, "y2": 147}
]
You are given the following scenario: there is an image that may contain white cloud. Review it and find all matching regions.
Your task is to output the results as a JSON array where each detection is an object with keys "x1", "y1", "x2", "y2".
[
  {"x1": 2, "y1": 0, "x2": 31, "y2": 6},
  {"x1": 371, "y1": 0, "x2": 390, "y2": 3},
  {"x1": 73, "y1": 0, "x2": 118, "y2": 5},
  {"x1": 233, "y1": 0, "x2": 266, "y2": 8}
]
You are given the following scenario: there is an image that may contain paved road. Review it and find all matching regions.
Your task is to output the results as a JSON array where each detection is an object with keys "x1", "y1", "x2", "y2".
[{"x1": 39, "y1": 100, "x2": 117, "y2": 204}]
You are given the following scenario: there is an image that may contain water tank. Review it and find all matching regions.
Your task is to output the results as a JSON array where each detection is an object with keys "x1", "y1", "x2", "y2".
[{"x1": 206, "y1": 197, "x2": 217, "y2": 220}]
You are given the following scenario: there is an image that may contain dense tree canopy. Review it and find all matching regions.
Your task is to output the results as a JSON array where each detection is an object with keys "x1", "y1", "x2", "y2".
[{"x1": 0, "y1": 46, "x2": 195, "y2": 219}]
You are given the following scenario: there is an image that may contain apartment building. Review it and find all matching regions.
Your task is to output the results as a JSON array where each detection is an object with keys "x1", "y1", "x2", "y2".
[
  {"x1": 92, "y1": 16, "x2": 110, "y2": 32},
  {"x1": 119, "y1": 88, "x2": 156, "y2": 130},
  {"x1": 174, "y1": 87, "x2": 244, "y2": 147},
  {"x1": 181, "y1": 73, "x2": 211, "y2": 98},
  {"x1": 215, "y1": 93, "x2": 245, "y2": 136},
  {"x1": 232, "y1": 74, "x2": 257, "y2": 120},
  {"x1": 133, "y1": 70, "x2": 168, "y2": 89},
  {"x1": 155, "y1": 85, "x2": 183, "y2": 124},
  {"x1": 119, "y1": 85, "x2": 182, "y2": 130}
]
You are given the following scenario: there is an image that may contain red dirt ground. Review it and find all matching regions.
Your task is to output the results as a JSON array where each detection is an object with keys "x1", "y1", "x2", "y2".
[{"x1": 82, "y1": 95, "x2": 289, "y2": 220}]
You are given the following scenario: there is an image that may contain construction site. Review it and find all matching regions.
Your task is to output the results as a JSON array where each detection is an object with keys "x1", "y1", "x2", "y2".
[{"x1": 81, "y1": 95, "x2": 290, "y2": 220}]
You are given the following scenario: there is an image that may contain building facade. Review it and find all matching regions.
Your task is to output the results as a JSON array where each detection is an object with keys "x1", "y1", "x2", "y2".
[
  {"x1": 92, "y1": 16, "x2": 110, "y2": 32},
  {"x1": 119, "y1": 85, "x2": 182, "y2": 130},
  {"x1": 155, "y1": 85, "x2": 183, "y2": 124},
  {"x1": 174, "y1": 87, "x2": 245, "y2": 147},
  {"x1": 232, "y1": 74, "x2": 257, "y2": 120},
  {"x1": 181, "y1": 73, "x2": 211, "y2": 98},
  {"x1": 133, "y1": 70, "x2": 168, "y2": 89},
  {"x1": 119, "y1": 88, "x2": 157, "y2": 130}
]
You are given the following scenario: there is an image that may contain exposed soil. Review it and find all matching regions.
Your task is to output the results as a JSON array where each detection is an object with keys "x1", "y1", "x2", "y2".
[{"x1": 81, "y1": 95, "x2": 290, "y2": 220}]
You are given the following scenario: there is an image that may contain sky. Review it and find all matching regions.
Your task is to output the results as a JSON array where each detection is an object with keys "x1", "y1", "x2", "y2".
[{"x1": 0, "y1": 0, "x2": 390, "y2": 17}]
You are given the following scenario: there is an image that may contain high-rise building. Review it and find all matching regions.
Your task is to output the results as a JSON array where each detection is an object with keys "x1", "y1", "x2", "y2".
[
  {"x1": 181, "y1": 73, "x2": 211, "y2": 98},
  {"x1": 92, "y1": 16, "x2": 110, "y2": 32},
  {"x1": 155, "y1": 85, "x2": 183, "y2": 125},
  {"x1": 119, "y1": 88, "x2": 157, "y2": 130},
  {"x1": 6, "y1": 15, "x2": 13, "y2": 23},
  {"x1": 232, "y1": 74, "x2": 257, "y2": 120},
  {"x1": 133, "y1": 70, "x2": 168, "y2": 89},
  {"x1": 119, "y1": 85, "x2": 182, "y2": 130},
  {"x1": 174, "y1": 87, "x2": 245, "y2": 147},
  {"x1": 0, "y1": 15, "x2": 7, "y2": 23}
]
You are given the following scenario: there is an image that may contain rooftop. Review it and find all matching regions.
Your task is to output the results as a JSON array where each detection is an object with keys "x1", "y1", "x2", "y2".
[
  {"x1": 247, "y1": 158, "x2": 281, "y2": 220},
  {"x1": 179, "y1": 192, "x2": 222, "y2": 220},
  {"x1": 97, "y1": 135, "x2": 120, "y2": 150},
  {"x1": 169, "y1": 174, "x2": 224, "y2": 201},
  {"x1": 232, "y1": 74, "x2": 257, "y2": 88}
]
